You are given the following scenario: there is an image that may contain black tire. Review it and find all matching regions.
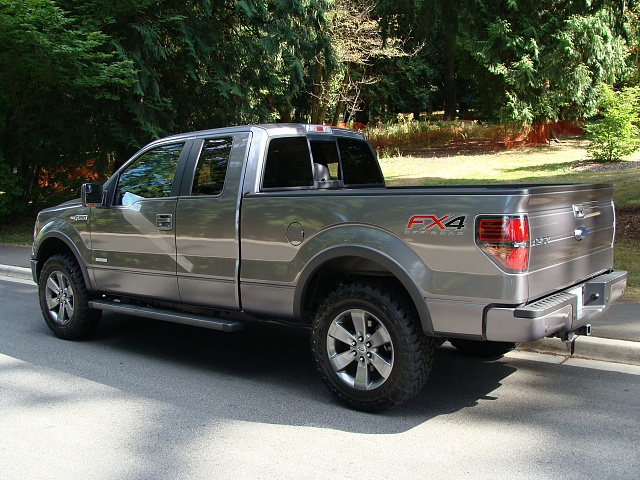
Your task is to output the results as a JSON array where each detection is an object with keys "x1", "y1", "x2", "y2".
[
  {"x1": 449, "y1": 339, "x2": 516, "y2": 359},
  {"x1": 38, "y1": 253, "x2": 101, "y2": 339},
  {"x1": 311, "y1": 282, "x2": 435, "y2": 412}
]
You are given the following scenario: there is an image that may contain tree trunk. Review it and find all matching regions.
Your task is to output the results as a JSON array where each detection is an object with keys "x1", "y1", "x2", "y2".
[
  {"x1": 310, "y1": 61, "x2": 323, "y2": 124},
  {"x1": 443, "y1": 39, "x2": 457, "y2": 119},
  {"x1": 332, "y1": 100, "x2": 345, "y2": 126}
]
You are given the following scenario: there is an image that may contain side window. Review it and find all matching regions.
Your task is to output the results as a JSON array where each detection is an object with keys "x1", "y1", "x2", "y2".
[
  {"x1": 338, "y1": 138, "x2": 384, "y2": 186},
  {"x1": 263, "y1": 137, "x2": 313, "y2": 189},
  {"x1": 115, "y1": 143, "x2": 184, "y2": 206},
  {"x1": 191, "y1": 138, "x2": 232, "y2": 196}
]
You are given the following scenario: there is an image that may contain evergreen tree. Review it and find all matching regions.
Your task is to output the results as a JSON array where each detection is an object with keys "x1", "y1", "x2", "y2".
[{"x1": 0, "y1": 0, "x2": 134, "y2": 217}]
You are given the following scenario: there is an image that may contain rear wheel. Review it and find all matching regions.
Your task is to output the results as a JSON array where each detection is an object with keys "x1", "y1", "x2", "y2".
[
  {"x1": 38, "y1": 254, "x2": 101, "y2": 339},
  {"x1": 311, "y1": 282, "x2": 434, "y2": 412},
  {"x1": 449, "y1": 339, "x2": 516, "y2": 359}
]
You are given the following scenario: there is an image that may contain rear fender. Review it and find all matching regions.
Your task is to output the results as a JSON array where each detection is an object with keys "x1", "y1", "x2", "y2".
[{"x1": 293, "y1": 225, "x2": 435, "y2": 335}]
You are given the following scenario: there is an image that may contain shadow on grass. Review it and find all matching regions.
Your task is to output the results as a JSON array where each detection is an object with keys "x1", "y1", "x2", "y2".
[{"x1": 501, "y1": 161, "x2": 575, "y2": 174}]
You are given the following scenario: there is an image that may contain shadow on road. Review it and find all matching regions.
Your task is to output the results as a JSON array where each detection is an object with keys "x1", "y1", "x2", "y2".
[
  {"x1": 66, "y1": 312, "x2": 518, "y2": 433},
  {"x1": 1, "y1": 280, "x2": 519, "y2": 434}
]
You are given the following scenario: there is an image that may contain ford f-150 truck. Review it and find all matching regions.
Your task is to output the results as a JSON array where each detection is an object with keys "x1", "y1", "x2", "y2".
[{"x1": 32, "y1": 124, "x2": 628, "y2": 411}]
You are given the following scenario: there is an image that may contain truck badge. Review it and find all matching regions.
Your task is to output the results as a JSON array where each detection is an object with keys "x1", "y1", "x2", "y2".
[{"x1": 405, "y1": 215, "x2": 466, "y2": 235}]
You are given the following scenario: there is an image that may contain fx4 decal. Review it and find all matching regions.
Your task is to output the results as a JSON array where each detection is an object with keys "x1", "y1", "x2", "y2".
[{"x1": 405, "y1": 215, "x2": 467, "y2": 235}]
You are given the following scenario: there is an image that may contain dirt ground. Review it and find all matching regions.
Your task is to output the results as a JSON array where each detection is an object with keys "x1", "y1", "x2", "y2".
[{"x1": 617, "y1": 206, "x2": 640, "y2": 241}]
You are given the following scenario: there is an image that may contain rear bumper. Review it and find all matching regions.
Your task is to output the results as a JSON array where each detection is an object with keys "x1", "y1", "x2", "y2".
[{"x1": 484, "y1": 270, "x2": 628, "y2": 343}]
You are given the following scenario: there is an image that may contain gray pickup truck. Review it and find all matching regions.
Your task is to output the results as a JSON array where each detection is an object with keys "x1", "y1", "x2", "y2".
[{"x1": 32, "y1": 124, "x2": 627, "y2": 411}]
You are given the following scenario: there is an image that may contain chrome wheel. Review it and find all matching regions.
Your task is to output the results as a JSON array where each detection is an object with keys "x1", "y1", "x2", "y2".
[
  {"x1": 312, "y1": 282, "x2": 434, "y2": 411},
  {"x1": 45, "y1": 270, "x2": 75, "y2": 325},
  {"x1": 39, "y1": 254, "x2": 101, "y2": 339},
  {"x1": 326, "y1": 308, "x2": 394, "y2": 391}
]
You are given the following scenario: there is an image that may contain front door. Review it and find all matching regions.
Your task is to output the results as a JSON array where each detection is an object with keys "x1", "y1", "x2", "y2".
[{"x1": 90, "y1": 141, "x2": 189, "y2": 301}]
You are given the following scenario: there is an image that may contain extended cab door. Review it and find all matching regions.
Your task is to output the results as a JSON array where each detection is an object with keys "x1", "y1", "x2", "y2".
[
  {"x1": 90, "y1": 141, "x2": 192, "y2": 301},
  {"x1": 174, "y1": 132, "x2": 251, "y2": 310}
]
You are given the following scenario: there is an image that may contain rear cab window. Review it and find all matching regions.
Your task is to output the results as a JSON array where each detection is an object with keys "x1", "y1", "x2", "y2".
[{"x1": 261, "y1": 133, "x2": 384, "y2": 191}]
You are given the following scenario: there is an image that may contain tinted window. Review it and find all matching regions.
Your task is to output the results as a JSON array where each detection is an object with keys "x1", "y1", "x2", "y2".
[
  {"x1": 115, "y1": 143, "x2": 184, "y2": 205},
  {"x1": 310, "y1": 140, "x2": 341, "y2": 181},
  {"x1": 338, "y1": 138, "x2": 384, "y2": 186},
  {"x1": 263, "y1": 137, "x2": 313, "y2": 189},
  {"x1": 191, "y1": 138, "x2": 232, "y2": 196}
]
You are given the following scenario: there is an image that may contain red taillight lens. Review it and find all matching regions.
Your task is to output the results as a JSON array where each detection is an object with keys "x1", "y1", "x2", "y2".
[
  {"x1": 477, "y1": 216, "x2": 530, "y2": 272},
  {"x1": 478, "y1": 218, "x2": 529, "y2": 243}
]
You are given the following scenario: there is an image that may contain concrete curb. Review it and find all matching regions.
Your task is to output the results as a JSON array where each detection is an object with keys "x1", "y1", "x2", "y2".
[
  {"x1": 519, "y1": 336, "x2": 640, "y2": 366},
  {"x1": 0, "y1": 265, "x2": 32, "y2": 282}
]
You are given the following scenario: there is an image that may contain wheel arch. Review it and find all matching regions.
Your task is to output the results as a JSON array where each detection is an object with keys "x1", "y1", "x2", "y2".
[
  {"x1": 34, "y1": 230, "x2": 94, "y2": 291},
  {"x1": 294, "y1": 245, "x2": 435, "y2": 336}
]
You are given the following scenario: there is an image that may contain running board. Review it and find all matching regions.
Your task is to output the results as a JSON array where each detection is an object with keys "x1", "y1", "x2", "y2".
[{"x1": 89, "y1": 299, "x2": 243, "y2": 332}]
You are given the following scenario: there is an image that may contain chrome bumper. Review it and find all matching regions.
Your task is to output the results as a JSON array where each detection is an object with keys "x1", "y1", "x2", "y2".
[{"x1": 484, "y1": 270, "x2": 628, "y2": 343}]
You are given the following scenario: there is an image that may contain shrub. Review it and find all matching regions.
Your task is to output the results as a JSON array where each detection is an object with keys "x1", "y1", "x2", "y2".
[{"x1": 585, "y1": 85, "x2": 640, "y2": 162}]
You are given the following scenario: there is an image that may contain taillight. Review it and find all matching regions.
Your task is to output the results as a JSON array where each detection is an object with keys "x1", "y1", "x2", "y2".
[{"x1": 476, "y1": 215, "x2": 529, "y2": 272}]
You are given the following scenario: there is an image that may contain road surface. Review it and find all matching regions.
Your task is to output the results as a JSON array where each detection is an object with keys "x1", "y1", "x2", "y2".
[{"x1": 1, "y1": 278, "x2": 639, "y2": 479}]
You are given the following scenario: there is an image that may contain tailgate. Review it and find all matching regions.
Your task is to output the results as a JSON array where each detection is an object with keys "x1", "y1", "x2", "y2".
[{"x1": 526, "y1": 183, "x2": 616, "y2": 300}]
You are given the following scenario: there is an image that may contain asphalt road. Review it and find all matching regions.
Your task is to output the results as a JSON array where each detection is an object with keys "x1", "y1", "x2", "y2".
[{"x1": 2, "y1": 277, "x2": 640, "y2": 479}]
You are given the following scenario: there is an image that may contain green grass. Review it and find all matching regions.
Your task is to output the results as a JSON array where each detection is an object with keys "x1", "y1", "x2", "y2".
[
  {"x1": 379, "y1": 139, "x2": 640, "y2": 206},
  {"x1": 0, "y1": 217, "x2": 34, "y2": 246},
  {"x1": 614, "y1": 239, "x2": 640, "y2": 301}
]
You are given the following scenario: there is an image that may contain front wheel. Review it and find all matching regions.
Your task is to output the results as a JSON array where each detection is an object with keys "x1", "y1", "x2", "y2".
[
  {"x1": 311, "y1": 282, "x2": 434, "y2": 412},
  {"x1": 38, "y1": 254, "x2": 101, "y2": 339}
]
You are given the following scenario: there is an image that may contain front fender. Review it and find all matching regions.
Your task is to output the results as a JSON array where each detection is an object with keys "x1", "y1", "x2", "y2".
[{"x1": 33, "y1": 218, "x2": 94, "y2": 291}]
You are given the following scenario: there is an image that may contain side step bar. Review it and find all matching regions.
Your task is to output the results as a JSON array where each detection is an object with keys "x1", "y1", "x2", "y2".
[{"x1": 89, "y1": 299, "x2": 243, "y2": 332}]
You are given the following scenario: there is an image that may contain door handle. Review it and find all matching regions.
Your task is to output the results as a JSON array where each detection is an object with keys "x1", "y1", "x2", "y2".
[{"x1": 156, "y1": 214, "x2": 173, "y2": 231}]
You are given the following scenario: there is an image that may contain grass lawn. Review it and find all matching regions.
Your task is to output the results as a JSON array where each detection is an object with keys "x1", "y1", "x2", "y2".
[
  {"x1": 380, "y1": 139, "x2": 640, "y2": 205},
  {"x1": 0, "y1": 216, "x2": 34, "y2": 247},
  {"x1": 379, "y1": 138, "x2": 640, "y2": 300}
]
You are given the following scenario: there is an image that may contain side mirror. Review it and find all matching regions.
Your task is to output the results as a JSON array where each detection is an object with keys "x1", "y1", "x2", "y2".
[{"x1": 81, "y1": 182, "x2": 104, "y2": 207}]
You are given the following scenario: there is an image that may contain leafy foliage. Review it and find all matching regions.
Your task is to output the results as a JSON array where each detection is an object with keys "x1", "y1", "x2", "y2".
[
  {"x1": 457, "y1": 1, "x2": 627, "y2": 125},
  {"x1": 0, "y1": 0, "x2": 134, "y2": 218},
  {"x1": 1, "y1": 0, "x2": 640, "y2": 219},
  {"x1": 585, "y1": 84, "x2": 640, "y2": 162}
]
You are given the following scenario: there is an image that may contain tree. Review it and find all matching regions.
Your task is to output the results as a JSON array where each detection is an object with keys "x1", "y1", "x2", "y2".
[
  {"x1": 307, "y1": 0, "x2": 407, "y2": 125},
  {"x1": 57, "y1": 0, "x2": 331, "y2": 162},
  {"x1": 459, "y1": 3, "x2": 627, "y2": 126},
  {"x1": 377, "y1": 0, "x2": 629, "y2": 124},
  {"x1": 0, "y1": 0, "x2": 134, "y2": 218}
]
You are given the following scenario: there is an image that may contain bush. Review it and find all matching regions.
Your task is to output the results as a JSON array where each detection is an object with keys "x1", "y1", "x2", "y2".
[
  {"x1": 0, "y1": 160, "x2": 24, "y2": 218},
  {"x1": 585, "y1": 85, "x2": 640, "y2": 162}
]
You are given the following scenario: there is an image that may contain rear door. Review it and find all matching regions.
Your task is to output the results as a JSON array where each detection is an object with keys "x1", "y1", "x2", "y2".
[{"x1": 174, "y1": 132, "x2": 251, "y2": 309}]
